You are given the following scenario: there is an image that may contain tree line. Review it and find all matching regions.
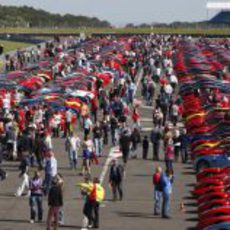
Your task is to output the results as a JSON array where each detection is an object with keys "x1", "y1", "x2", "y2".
[{"x1": 0, "y1": 5, "x2": 111, "y2": 28}]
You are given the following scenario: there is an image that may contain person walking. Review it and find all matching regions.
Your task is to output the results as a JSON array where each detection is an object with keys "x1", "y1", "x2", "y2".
[
  {"x1": 92, "y1": 122, "x2": 103, "y2": 157},
  {"x1": 78, "y1": 175, "x2": 93, "y2": 230},
  {"x1": 64, "y1": 109, "x2": 72, "y2": 137},
  {"x1": 173, "y1": 129, "x2": 181, "y2": 162},
  {"x1": 15, "y1": 158, "x2": 30, "y2": 197},
  {"x1": 0, "y1": 146, "x2": 7, "y2": 180},
  {"x1": 46, "y1": 176, "x2": 63, "y2": 230},
  {"x1": 81, "y1": 136, "x2": 94, "y2": 176},
  {"x1": 142, "y1": 135, "x2": 149, "y2": 160},
  {"x1": 65, "y1": 132, "x2": 81, "y2": 170},
  {"x1": 130, "y1": 128, "x2": 141, "y2": 158},
  {"x1": 153, "y1": 166, "x2": 163, "y2": 215},
  {"x1": 165, "y1": 139, "x2": 174, "y2": 171},
  {"x1": 56, "y1": 173, "x2": 64, "y2": 226},
  {"x1": 150, "y1": 125, "x2": 162, "y2": 161},
  {"x1": 88, "y1": 177, "x2": 105, "y2": 229},
  {"x1": 44, "y1": 150, "x2": 57, "y2": 195},
  {"x1": 29, "y1": 170, "x2": 44, "y2": 224},
  {"x1": 110, "y1": 115, "x2": 118, "y2": 146},
  {"x1": 109, "y1": 159, "x2": 124, "y2": 201},
  {"x1": 119, "y1": 129, "x2": 131, "y2": 165},
  {"x1": 132, "y1": 106, "x2": 141, "y2": 129},
  {"x1": 83, "y1": 115, "x2": 93, "y2": 140},
  {"x1": 161, "y1": 169, "x2": 174, "y2": 218},
  {"x1": 180, "y1": 129, "x2": 190, "y2": 163}
]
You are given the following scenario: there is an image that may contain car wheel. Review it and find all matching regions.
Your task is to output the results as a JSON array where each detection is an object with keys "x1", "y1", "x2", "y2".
[{"x1": 196, "y1": 161, "x2": 209, "y2": 173}]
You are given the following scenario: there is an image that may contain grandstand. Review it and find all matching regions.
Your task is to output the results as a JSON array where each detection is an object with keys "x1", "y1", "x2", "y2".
[{"x1": 207, "y1": 1, "x2": 230, "y2": 23}]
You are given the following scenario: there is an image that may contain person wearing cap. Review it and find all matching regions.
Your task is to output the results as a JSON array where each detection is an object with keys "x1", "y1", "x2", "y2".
[{"x1": 109, "y1": 159, "x2": 124, "y2": 201}]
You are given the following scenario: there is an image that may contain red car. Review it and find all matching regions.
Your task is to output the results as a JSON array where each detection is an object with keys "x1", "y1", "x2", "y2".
[
  {"x1": 199, "y1": 206, "x2": 230, "y2": 220},
  {"x1": 198, "y1": 199, "x2": 230, "y2": 213},
  {"x1": 196, "y1": 167, "x2": 230, "y2": 181},
  {"x1": 197, "y1": 216, "x2": 230, "y2": 230},
  {"x1": 198, "y1": 191, "x2": 230, "y2": 205}
]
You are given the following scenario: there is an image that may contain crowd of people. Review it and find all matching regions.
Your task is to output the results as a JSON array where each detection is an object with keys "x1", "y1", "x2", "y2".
[{"x1": 1, "y1": 34, "x2": 228, "y2": 229}]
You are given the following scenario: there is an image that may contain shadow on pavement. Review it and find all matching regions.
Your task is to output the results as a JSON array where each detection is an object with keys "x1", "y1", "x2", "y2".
[
  {"x1": 186, "y1": 217, "x2": 199, "y2": 222},
  {"x1": 186, "y1": 183, "x2": 196, "y2": 187},
  {"x1": 186, "y1": 210, "x2": 198, "y2": 214},
  {"x1": 184, "y1": 202, "x2": 197, "y2": 207},
  {"x1": 0, "y1": 219, "x2": 30, "y2": 224},
  {"x1": 0, "y1": 219, "x2": 82, "y2": 229},
  {"x1": 183, "y1": 196, "x2": 196, "y2": 200},
  {"x1": 183, "y1": 166, "x2": 194, "y2": 170},
  {"x1": 186, "y1": 227, "x2": 197, "y2": 230},
  {"x1": 183, "y1": 171, "x2": 195, "y2": 175},
  {"x1": 0, "y1": 192, "x2": 15, "y2": 197},
  {"x1": 116, "y1": 211, "x2": 155, "y2": 219},
  {"x1": 132, "y1": 174, "x2": 152, "y2": 177},
  {"x1": 61, "y1": 225, "x2": 82, "y2": 229}
]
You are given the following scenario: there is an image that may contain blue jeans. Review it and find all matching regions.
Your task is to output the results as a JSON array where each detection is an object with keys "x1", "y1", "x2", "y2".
[
  {"x1": 111, "y1": 129, "x2": 117, "y2": 146},
  {"x1": 29, "y1": 195, "x2": 43, "y2": 221},
  {"x1": 181, "y1": 147, "x2": 188, "y2": 163},
  {"x1": 44, "y1": 174, "x2": 53, "y2": 195},
  {"x1": 165, "y1": 159, "x2": 173, "y2": 171},
  {"x1": 162, "y1": 192, "x2": 170, "y2": 217},
  {"x1": 68, "y1": 150, "x2": 77, "y2": 169},
  {"x1": 154, "y1": 189, "x2": 162, "y2": 214},
  {"x1": 94, "y1": 138, "x2": 102, "y2": 156}
]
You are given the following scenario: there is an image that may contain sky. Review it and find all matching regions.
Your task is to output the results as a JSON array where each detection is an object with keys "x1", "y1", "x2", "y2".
[{"x1": 0, "y1": 0, "x2": 213, "y2": 26}]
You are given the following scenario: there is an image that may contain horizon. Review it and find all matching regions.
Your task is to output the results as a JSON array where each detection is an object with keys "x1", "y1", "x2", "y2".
[{"x1": 0, "y1": 0, "x2": 216, "y2": 26}]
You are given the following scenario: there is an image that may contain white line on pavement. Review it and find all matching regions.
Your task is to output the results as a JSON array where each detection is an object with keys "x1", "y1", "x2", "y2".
[
  {"x1": 99, "y1": 147, "x2": 121, "y2": 184},
  {"x1": 141, "y1": 127, "x2": 153, "y2": 132},
  {"x1": 141, "y1": 105, "x2": 154, "y2": 109},
  {"x1": 99, "y1": 69, "x2": 143, "y2": 185},
  {"x1": 140, "y1": 118, "x2": 152, "y2": 122}
]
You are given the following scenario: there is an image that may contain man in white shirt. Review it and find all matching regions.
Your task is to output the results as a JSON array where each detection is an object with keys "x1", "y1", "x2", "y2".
[
  {"x1": 65, "y1": 132, "x2": 81, "y2": 169},
  {"x1": 53, "y1": 112, "x2": 62, "y2": 137},
  {"x1": 3, "y1": 96, "x2": 11, "y2": 114},
  {"x1": 44, "y1": 150, "x2": 57, "y2": 194}
]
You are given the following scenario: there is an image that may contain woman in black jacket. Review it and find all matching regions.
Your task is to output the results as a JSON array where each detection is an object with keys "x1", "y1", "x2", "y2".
[{"x1": 46, "y1": 176, "x2": 63, "y2": 230}]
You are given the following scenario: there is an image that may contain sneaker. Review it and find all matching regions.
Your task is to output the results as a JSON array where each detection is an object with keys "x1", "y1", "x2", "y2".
[{"x1": 30, "y1": 219, "x2": 34, "y2": 224}]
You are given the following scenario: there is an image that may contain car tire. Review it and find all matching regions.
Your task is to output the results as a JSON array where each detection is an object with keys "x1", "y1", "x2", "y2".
[{"x1": 196, "y1": 160, "x2": 209, "y2": 173}]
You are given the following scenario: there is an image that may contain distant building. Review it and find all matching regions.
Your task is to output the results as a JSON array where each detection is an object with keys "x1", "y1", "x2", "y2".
[
  {"x1": 210, "y1": 11, "x2": 230, "y2": 23},
  {"x1": 207, "y1": 1, "x2": 230, "y2": 23}
]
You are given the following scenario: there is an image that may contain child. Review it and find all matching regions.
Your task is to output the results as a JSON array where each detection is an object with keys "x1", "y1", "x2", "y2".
[{"x1": 142, "y1": 136, "x2": 149, "y2": 160}]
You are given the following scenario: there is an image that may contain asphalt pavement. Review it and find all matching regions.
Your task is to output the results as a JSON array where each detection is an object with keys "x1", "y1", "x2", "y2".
[{"x1": 0, "y1": 73, "x2": 198, "y2": 230}]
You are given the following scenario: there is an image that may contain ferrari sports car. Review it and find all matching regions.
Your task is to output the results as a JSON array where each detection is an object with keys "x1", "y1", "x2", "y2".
[
  {"x1": 174, "y1": 41, "x2": 230, "y2": 230},
  {"x1": 196, "y1": 167, "x2": 230, "y2": 181},
  {"x1": 194, "y1": 154, "x2": 230, "y2": 173},
  {"x1": 203, "y1": 222, "x2": 230, "y2": 230}
]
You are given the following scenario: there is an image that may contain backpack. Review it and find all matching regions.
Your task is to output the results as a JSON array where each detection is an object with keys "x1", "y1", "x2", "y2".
[{"x1": 155, "y1": 174, "x2": 166, "y2": 192}]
